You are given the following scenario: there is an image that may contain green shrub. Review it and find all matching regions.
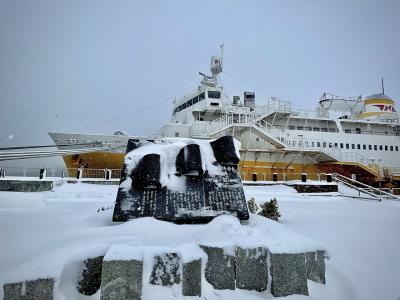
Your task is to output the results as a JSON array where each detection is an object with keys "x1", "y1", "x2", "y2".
[
  {"x1": 247, "y1": 197, "x2": 259, "y2": 214},
  {"x1": 258, "y1": 198, "x2": 281, "y2": 221}
]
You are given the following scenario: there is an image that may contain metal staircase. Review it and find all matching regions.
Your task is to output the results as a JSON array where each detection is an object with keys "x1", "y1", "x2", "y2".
[
  {"x1": 333, "y1": 173, "x2": 399, "y2": 201},
  {"x1": 191, "y1": 113, "x2": 382, "y2": 177}
]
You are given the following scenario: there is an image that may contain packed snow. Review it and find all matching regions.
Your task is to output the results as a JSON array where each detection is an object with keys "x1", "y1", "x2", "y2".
[{"x1": 0, "y1": 182, "x2": 399, "y2": 300}]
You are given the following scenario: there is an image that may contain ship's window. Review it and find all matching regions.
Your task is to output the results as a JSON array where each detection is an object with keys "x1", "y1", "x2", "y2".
[
  {"x1": 352, "y1": 144, "x2": 355, "y2": 149},
  {"x1": 363, "y1": 144, "x2": 366, "y2": 150},
  {"x1": 357, "y1": 144, "x2": 361, "y2": 150},
  {"x1": 374, "y1": 145, "x2": 377, "y2": 151},
  {"x1": 312, "y1": 142, "x2": 315, "y2": 147},
  {"x1": 305, "y1": 141, "x2": 309, "y2": 147},
  {"x1": 356, "y1": 128, "x2": 361, "y2": 134},
  {"x1": 379, "y1": 145, "x2": 383, "y2": 150},
  {"x1": 199, "y1": 92, "x2": 205, "y2": 100},
  {"x1": 297, "y1": 126, "x2": 304, "y2": 130},
  {"x1": 306, "y1": 127, "x2": 312, "y2": 131},
  {"x1": 199, "y1": 118, "x2": 204, "y2": 121},
  {"x1": 390, "y1": 146, "x2": 393, "y2": 151},
  {"x1": 289, "y1": 125, "x2": 295, "y2": 130},
  {"x1": 323, "y1": 142, "x2": 326, "y2": 147},
  {"x1": 346, "y1": 143, "x2": 349, "y2": 149},
  {"x1": 193, "y1": 96, "x2": 199, "y2": 104},
  {"x1": 208, "y1": 91, "x2": 221, "y2": 99},
  {"x1": 385, "y1": 145, "x2": 388, "y2": 151},
  {"x1": 334, "y1": 142, "x2": 338, "y2": 148},
  {"x1": 344, "y1": 129, "x2": 351, "y2": 133},
  {"x1": 210, "y1": 102, "x2": 219, "y2": 106},
  {"x1": 396, "y1": 146, "x2": 399, "y2": 151},
  {"x1": 317, "y1": 142, "x2": 321, "y2": 147},
  {"x1": 368, "y1": 145, "x2": 372, "y2": 150},
  {"x1": 329, "y1": 128, "x2": 337, "y2": 132},
  {"x1": 175, "y1": 132, "x2": 179, "y2": 137},
  {"x1": 321, "y1": 128, "x2": 328, "y2": 132},
  {"x1": 340, "y1": 143, "x2": 343, "y2": 148},
  {"x1": 313, "y1": 127, "x2": 320, "y2": 131},
  {"x1": 329, "y1": 143, "x2": 332, "y2": 148}
]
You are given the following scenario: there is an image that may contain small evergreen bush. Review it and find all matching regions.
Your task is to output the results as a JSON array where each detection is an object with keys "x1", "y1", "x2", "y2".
[
  {"x1": 258, "y1": 198, "x2": 281, "y2": 221},
  {"x1": 247, "y1": 197, "x2": 259, "y2": 214}
]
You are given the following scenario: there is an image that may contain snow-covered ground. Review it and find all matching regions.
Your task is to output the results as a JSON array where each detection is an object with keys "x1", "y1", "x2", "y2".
[{"x1": 0, "y1": 183, "x2": 399, "y2": 300}]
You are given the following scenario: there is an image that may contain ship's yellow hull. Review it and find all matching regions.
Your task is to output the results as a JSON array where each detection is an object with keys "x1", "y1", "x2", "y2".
[{"x1": 62, "y1": 151, "x2": 380, "y2": 183}]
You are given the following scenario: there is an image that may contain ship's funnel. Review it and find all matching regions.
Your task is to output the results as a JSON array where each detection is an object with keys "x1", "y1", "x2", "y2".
[{"x1": 359, "y1": 93, "x2": 398, "y2": 120}]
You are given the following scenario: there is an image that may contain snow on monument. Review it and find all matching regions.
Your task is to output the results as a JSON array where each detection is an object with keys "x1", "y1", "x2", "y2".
[{"x1": 112, "y1": 135, "x2": 249, "y2": 223}]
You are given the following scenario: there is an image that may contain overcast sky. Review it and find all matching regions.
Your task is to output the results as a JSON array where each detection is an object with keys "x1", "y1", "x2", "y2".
[{"x1": 0, "y1": 0, "x2": 399, "y2": 166}]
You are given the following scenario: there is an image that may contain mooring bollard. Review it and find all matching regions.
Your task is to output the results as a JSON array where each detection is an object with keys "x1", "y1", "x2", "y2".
[
  {"x1": 326, "y1": 174, "x2": 332, "y2": 183},
  {"x1": 39, "y1": 169, "x2": 46, "y2": 180},
  {"x1": 272, "y1": 173, "x2": 278, "y2": 182},
  {"x1": 76, "y1": 168, "x2": 83, "y2": 180},
  {"x1": 252, "y1": 173, "x2": 257, "y2": 182},
  {"x1": 301, "y1": 173, "x2": 307, "y2": 183},
  {"x1": 104, "y1": 169, "x2": 112, "y2": 180}
]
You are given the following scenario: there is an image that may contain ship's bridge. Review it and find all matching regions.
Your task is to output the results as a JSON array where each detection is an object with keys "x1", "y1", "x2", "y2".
[{"x1": 171, "y1": 85, "x2": 224, "y2": 123}]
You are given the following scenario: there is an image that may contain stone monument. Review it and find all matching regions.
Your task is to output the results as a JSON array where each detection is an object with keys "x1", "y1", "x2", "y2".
[{"x1": 112, "y1": 136, "x2": 249, "y2": 223}]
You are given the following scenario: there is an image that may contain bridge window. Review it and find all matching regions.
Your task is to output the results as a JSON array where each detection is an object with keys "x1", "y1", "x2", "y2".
[
  {"x1": 208, "y1": 91, "x2": 221, "y2": 99},
  {"x1": 193, "y1": 96, "x2": 199, "y2": 104},
  {"x1": 380, "y1": 145, "x2": 383, "y2": 150},
  {"x1": 396, "y1": 146, "x2": 399, "y2": 151},
  {"x1": 357, "y1": 144, "x2": 361, "y2": 149},
  {"x1": 368, "y1": 145, "x2": 372, "y2": 150},
  {"x1": 199, "y1": 92, "x2": 205, "y2": 100},
  {"x1": 340, "y1": 143, "x2": 343, "y2": 148},
  {"x1": 363, "y1": 144, "x2": 366, "y2": 150},
  {"x1": 385, "y1": 145, "x2": 388, "y2": 151},
  {"x1": 352, "y1": 144, "x2": 355, "y2": 149},
  {"x1": 390, "y1": 146, "x2": 394, "y2": 151},
  {"x1": 334, "y1": 142, "x2": 338, "y2": 148},
  {"x1": 346, "y1": 143, "x2": 349, "y2": 149},
  {"x1": 374, "y1": 145, "x2": 377, "y2": 151}
]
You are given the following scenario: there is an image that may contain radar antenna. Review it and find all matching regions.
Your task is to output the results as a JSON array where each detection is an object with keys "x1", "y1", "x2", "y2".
[{"x1": 199, "y1": 45, "x2": 224, "y2": 87}]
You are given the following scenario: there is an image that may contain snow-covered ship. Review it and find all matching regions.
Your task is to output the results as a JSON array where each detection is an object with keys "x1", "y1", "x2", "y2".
[{"x1": 49, "y1": 52, "x2": 400, "y2": 185}]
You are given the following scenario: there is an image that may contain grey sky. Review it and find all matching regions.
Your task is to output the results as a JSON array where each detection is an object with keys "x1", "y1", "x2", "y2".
[{"x1": 0, "y1": 0, "x2": 399, "y2": 166}]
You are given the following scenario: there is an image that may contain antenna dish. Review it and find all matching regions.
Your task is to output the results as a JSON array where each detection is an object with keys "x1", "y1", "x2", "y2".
[{"x1": 210, "y1": 55, "x2": 222, "y2": 75}]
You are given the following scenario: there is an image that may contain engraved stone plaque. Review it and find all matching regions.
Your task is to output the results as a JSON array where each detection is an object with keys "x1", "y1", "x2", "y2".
[{"x1": 112, "y1": 136, "x2": 249, "y2": 223}]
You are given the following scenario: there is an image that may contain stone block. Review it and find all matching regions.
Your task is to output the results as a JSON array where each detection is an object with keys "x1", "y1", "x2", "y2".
[
  {"x1": 100, "y1": 259, "x2": 143, "y2": 300},
  {"x1": 235, "y1": 247, "x2": 268, "y2": 291},
  {"x1": 200, "y1": 245, "x2": 235, "y2": 290},
  {"x1": 305, "y1": 250, "x2": 326, "y2": 284},
  {"x1": 149, "y1": 253, "x2": 181, "y2": 286},
  {"x1": 270, "y1": 253, "x2": 308, "y2": 297},
  {"x1": 0, "y1": 180, "x2": 53, "y2": 192},
  {"x1": 3, "y1": 278, "x2": 54, "y2": 300},
  {"x1": 77, "y1": 255, "x2": 104, "y2": 295},
  {"x1": 182, "y1": 259, "x2": 201, "y2": 297}
]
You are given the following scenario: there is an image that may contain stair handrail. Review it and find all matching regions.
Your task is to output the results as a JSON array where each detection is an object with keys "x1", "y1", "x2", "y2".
[{"x1": 332, "y1": 173, "x2": 399, "y2": 201}]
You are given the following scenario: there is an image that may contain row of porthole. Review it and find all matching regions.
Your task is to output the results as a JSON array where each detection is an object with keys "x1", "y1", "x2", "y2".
[{"x1": 286, "y1": 140, "x2": 399, "y2": 152}]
